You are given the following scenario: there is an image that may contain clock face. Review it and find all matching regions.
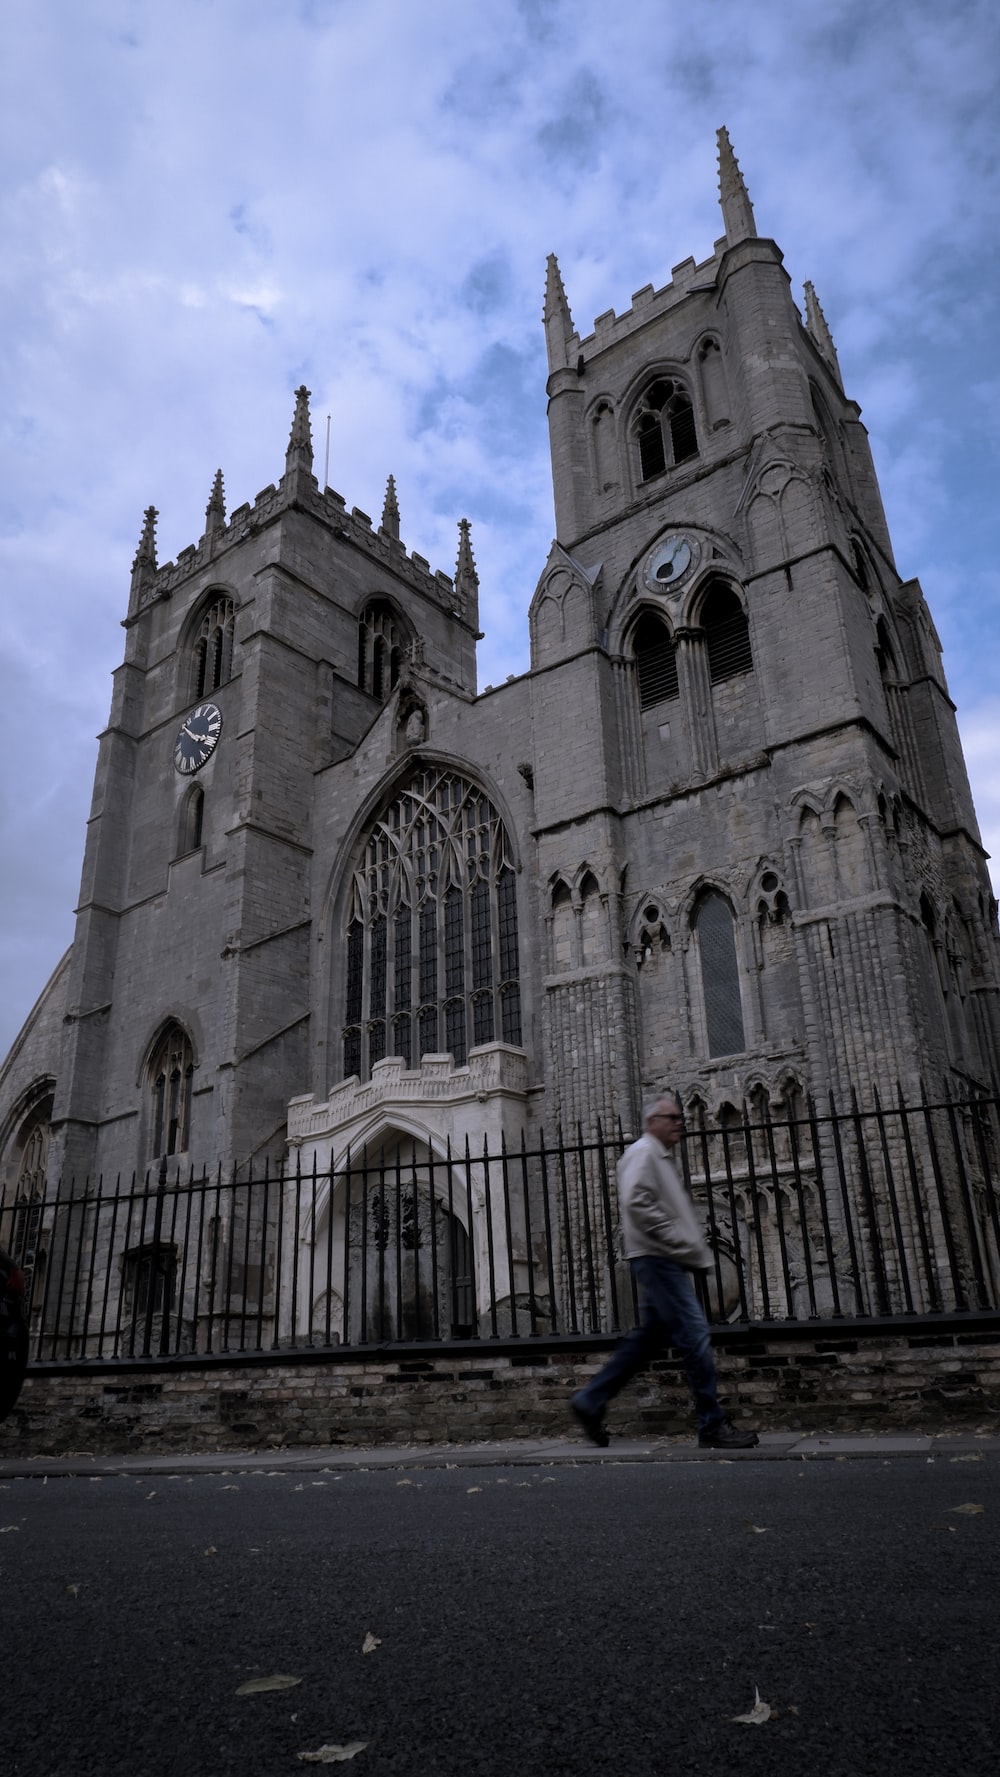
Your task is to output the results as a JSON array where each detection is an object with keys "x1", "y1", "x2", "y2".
[
  {"x1": 173, "y1": 702, "x2": 222, "y2": 775},
  {"x1": 646, "y1": 535, "x2": 693, "y2": 589}
]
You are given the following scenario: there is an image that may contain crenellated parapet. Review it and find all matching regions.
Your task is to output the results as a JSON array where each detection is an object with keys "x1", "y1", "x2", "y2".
[
  {"x1": 544, "y1": 245, "x2": 730, "y2": 376},
  {"x1": 122, "y1": 463, "x2": 470, "y2": 628}
]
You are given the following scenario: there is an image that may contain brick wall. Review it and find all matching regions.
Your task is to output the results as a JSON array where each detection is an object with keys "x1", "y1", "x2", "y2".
[{"x1": 3, "y1": 1319, "x2": 998, "y2": 1457}]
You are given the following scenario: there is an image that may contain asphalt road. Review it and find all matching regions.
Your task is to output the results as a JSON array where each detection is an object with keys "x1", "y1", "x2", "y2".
[{"x1": 3, "y1": 1455, "x2": 997, "y2": 1777}]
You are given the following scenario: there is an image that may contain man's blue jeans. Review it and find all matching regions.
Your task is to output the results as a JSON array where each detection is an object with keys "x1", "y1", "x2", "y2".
[{"x1": 574, "y1": 1256, "x2": 724, "y2": 1433}]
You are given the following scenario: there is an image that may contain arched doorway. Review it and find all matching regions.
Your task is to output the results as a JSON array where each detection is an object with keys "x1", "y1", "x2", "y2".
[{"x1": 307, "y1": 1131, "x2": 475, "y2": 1344}]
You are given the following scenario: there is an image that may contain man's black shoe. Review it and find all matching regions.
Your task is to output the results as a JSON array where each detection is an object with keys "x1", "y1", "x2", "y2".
[
  {"x1": 697, "y1": 1418, "x2": 759, "y2": 1450},
  {"x1": 571, "y1": 1397, "x2": 610, "y2": 1447}
]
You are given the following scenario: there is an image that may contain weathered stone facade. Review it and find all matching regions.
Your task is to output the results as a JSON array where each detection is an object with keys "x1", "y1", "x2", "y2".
[{"x1": 2, "y1": 130, "x2": 998, "y2": 1269}]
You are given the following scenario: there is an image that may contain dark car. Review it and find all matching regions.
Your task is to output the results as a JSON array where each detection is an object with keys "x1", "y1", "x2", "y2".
[{"x1": 0, "y1": 1244, "x2": 29, "y2": 1421}]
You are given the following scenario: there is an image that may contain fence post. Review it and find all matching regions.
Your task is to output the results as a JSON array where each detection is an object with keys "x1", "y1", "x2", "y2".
[
  {"x1": 943, "y1": 1082, "x2": 990, "y2": 1309},
  {"x1": 143, "y1": 1159, "x2": 167, "y2": 1359},
  {"x1": 920, "y1": 1081, "x2": 967, "y2": 1310},
  {"x1": 872, "y1": 1086, "x2": 915, "y2": 1314},
  {"x1": 850, "y1": 1086, "x2": 891, "y2": 1316}
]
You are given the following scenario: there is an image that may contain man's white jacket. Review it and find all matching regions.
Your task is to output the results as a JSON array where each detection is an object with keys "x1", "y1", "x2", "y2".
[{"x1": 616, "y1": 1131, "x2": 712, "y2": 1271}]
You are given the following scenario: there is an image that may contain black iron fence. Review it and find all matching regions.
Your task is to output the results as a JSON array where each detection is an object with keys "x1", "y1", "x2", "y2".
[{"x1": 4, "y1": 1085, "x2": 1000, "y2": 1364}]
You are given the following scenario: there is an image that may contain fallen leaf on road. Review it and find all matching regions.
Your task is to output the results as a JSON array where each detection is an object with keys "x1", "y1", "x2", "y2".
[
  {"x1": 146, "y1": 1492, "x2": 156, "y2": 1500},
  {"x1": 204, "y1": 1545, "x2": 217, "y2": 1555},
  {"x1": 235, "y1": 1674, "x2": 302, "y2": 1695},
  {"x1": 732, "y1": 1686, "x2": 772, "y2": 1725},
  {"x1": 748, "y1": 1525, "x2": 769, "y2": 1534},
  {"x1": 467, "y1": 1487, "x2": 482, "y2": 1494},
  {"x1": 951, "y1": 1503, "x2": 985, "y2": 1515},
  {"x1": 0, "y1": 1525, "x2": 20, "y2": 1533},
  {"x1": 396, "y1": 1480, "x2": 414, "y2": 1487},
  {"x1": 65, "y1": 1584, "x2": 79, "y2": 1596},
  {"x1": 298, "y1": 1744, "x2": 368, "y2": 1763},
  {"x1": 220, "y1": 1485, "x2": 239, "y2": 1492},
  {"x1": 949, "y1": 1453, "x2": 983, "y2": 1463},
  {"x1": 361, "y1": 1633, "x2": 381, "y2": 1655}
]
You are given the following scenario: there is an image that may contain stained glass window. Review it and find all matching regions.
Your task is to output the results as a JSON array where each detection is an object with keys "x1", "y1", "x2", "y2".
[
  {"x1": 148, "y1": 1024, "x2": 194, "y2": 1158},
  {"x1": 696, "y1": 892, "x2": 745, "y2": 1057},
  {"x1": 341, "y1": 766, "x2": 521, "y2": 1080}
]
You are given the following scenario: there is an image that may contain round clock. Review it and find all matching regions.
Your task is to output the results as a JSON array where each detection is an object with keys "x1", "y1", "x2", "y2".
[
  {"x1": 646, "y1": 535, "x2": 693, "y2": 589},
  {"x1": 173, "y1": 702, "x2": 222, "y2": 775}
]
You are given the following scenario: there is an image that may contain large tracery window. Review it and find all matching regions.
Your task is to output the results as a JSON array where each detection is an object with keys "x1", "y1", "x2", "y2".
[
  {"x1": 341, "y1": 766, "x2": 521, "y2": 1081},
  {"x1": 147, "y1": 1024, "x2": 194, "y2": 1160},
  {"x1": 193, "y1": 596, "x2": 235, "y2": 699}
]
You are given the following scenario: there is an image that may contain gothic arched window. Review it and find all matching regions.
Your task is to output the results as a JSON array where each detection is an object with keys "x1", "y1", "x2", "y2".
[
  {"x1": 7, "y1": 1094, "x2": 52, "y2": 1271},
  {"x1": 700, "y1": 582, "x2": 752, "y2": 683},
  {"x1": 193, "y1": 596, "x2": 235, "y2": 700},
  {"x1": 874, "y1": 616, "x2": 897, "y2": 682},
  {"x1": 694, "y1": 891, "x2": 745, "y2": 1057},
  {"x1": 632, "y1": 377, "x2": 698, "y2": 481},
  {"x1": 592, "y1": 400, "x2": 619, "y2": 493},
  {"x1": 698, "y1": 336, "x2": 729, "y2": 429},
  {"x1": 147, "y1": 1024, "x2": 194, "y2": 1160},
  {"x1": 852, "y1": 538, "x2": 872, "y2": 593},
  {"x1": 551, "y1": 880, "x2": 573, "y2": 970},
  {"x1": 341, "y1": 766, "x2": 521, "y2": 1081},
  {"x1": 358, "y1": 600, "x2": 408, "y2": 701},
  {"x1": 178, "y1": 785, "x2": 204, "y2": 855},
  {"x1": 632, "y1": 610, "x2": 679, "y2": 709},
  {"x1": 579, "y1": 873, "x2": 602, "y2": 967}
]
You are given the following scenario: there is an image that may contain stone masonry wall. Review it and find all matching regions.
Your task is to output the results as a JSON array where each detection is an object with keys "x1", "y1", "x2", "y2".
[{"x1": 3, "y1": 1321, "x2": 998, "y2": 1457}]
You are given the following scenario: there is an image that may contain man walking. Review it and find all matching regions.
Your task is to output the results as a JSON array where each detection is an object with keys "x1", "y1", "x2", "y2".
[{"x1": 571, "y1": 1093, "x2": 758, "y2": 1449}]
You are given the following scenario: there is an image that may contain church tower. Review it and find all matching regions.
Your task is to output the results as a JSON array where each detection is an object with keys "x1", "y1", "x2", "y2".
[
  {"x1": 33, "y1": 387, "x2": 483, "y2": 1188},
  {"x1": 530, "y1": 128, "x2": 999, "y2": 1132}
]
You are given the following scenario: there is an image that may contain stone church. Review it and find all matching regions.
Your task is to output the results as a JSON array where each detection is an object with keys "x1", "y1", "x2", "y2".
[{"x1": 2, "y1": 130, "x2": 998, "y2": 1223}]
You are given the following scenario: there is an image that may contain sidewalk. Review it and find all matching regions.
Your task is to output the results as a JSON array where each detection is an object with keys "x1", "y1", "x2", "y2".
[{"x1": 2, "y1": 1428, "x2": 998, "y2": 1478}]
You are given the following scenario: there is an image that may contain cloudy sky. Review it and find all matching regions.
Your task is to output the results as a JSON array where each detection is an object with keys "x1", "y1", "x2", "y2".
[{"x1": 2, "y1": 0, "x2": 998, "y2": 1058}]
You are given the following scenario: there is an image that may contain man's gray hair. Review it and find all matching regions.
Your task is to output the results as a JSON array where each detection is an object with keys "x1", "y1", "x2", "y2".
[{"x1": 643, "y1": 1091, "x2": 681, "y2": 1125}]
